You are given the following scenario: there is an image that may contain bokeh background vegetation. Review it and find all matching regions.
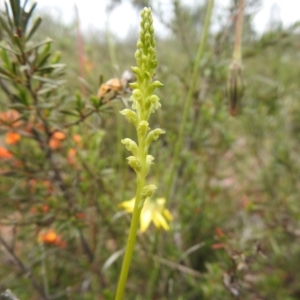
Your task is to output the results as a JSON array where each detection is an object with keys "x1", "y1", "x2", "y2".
[{"x1": 1, "y1": 0, "x2": 300, "y2": 299}]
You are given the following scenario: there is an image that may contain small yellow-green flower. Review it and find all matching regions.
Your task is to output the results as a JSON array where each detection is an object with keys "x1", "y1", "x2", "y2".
[{"x1": 119, "y1": 197, "x2": 173, "y2": 233}]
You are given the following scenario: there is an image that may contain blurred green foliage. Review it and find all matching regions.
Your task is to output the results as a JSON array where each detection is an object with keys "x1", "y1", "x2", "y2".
[{"x1": 1, "y1": 0, "x2": 300, "y2": 299}]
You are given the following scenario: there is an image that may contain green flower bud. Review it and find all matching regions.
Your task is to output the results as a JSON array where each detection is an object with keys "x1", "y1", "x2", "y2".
[
  {"x1": 227, "y1": 60, "x2": 244, "y2": 116},
  {"x1": 121, "y1": 138, "x2": 139, "y2": 156},
  {"x1": 129, "y1": 82, "x2": 139, "y2": 90},
  {"x1": 141, "y1": 184, "x2": 157, "y2": 200},
  {"x1": 148, "y1": 94, "x2": 161, "y2": 113},
  {"x1": 137, "y1": 41, "x2": 143, "y2": 49},
  {"x1": 135, "y1": 8, "x2": 157, "y2": 78},
  {"x1": 126, "y1": 156, "x2": 141, "y2": 173},
  {"x1": 145, "y1": 155, "x2": 154, "y2": 176},
  {"x1": 120, "y1": 109, "x2": 138, "y2": 127},
  {"x1": 148, "y1": 80, "x2": 163, "y2": 94},
  {"x1": 131, "y1": 66, "x2": 141, "y2": 77},
  {"x1": 130, "y1": 89, "x2": 143, "y2": 111},
  {"x1": 137, "y1": 120, "x2": 150, "y2": 136},
  {"x1": 146, "y1": 128, "x2": 165, "y2": 147},
  {"x1": 150, "y1": 59, "x2": 158, "y2": 69}
]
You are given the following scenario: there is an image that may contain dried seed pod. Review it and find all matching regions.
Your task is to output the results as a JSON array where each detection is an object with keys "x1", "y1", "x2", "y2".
[
  {"x1": 97, "y1": 78, "x2": 126, "y2": 102},
  {"x1": 227, "y1": 60, "x2": 244, "y2": 116}
]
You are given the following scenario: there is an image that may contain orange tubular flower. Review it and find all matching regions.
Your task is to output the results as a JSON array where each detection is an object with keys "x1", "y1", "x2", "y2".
[
  {"x1": 0, "y1": 110, "x2": 22, "y2": 128},
  {"x1": 52, "y1": 131, "x2": 66, "y2": 140},
  {"x1": 0, "y1": 146, "x2": 13, "y2": 159},
  {"x1": 38, "y1": 229, "x2": 66, "y2": 248},
  {"x1": 72, "y1": 134, "x2": 82, "y2": 146},
  {"x1": 49, "y1": 131, "x2": 66, "y2": 149},
  {"x1": 38, "y1": 229, "x2": 57, "y2": 243},
  {"x1": 5, "y1": 132, "x2": 21, "y2": 145},
  {"x1": 67, "y1": 148, "x2": 77, "y2": 165},
  {"x1": 42, "y1": 204, "x2": 50, "y2": 213}
]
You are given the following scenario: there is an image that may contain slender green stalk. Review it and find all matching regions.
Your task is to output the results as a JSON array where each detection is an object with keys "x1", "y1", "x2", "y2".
[
  {"x1": 115, "y1": 179, "x2": 144, "y2": 300},
  {"x1": 115, "y1": 8, "x2": 164, "y2": 300},
  {"x1": 115, "y1": 131, "x2": 147, "y2": 300},
  {"x1": 233, "y1": 0, "x2": 244, "y2": 62},
  {"x1": 165, "y1": 0, "x2": 215, "y2": 204}
]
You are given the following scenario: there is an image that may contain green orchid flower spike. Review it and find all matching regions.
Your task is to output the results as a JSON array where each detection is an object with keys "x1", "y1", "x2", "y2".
[{"x1": 115, "y1": 7, "x2": 165, "y2": 300}]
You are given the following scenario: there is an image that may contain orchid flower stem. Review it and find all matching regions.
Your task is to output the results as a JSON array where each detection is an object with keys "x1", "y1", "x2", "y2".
[
  {"x1": 115, "y1": 8, "x2": 163, "y2": 299},
  {"x1": 115, "y1": 129, "x2": 147, "y2": 300},
  {"x1": 165, "y1": 0, "x2": 215, "y2": 205},
  {"x1": 115, "y1": 180, "x2": 144, "y2": 300}
]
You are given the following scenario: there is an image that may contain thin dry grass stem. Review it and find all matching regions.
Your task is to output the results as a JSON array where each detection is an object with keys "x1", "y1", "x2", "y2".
[{"x1": 75, "y1": 4, "x2": 87, "y2": 96}]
